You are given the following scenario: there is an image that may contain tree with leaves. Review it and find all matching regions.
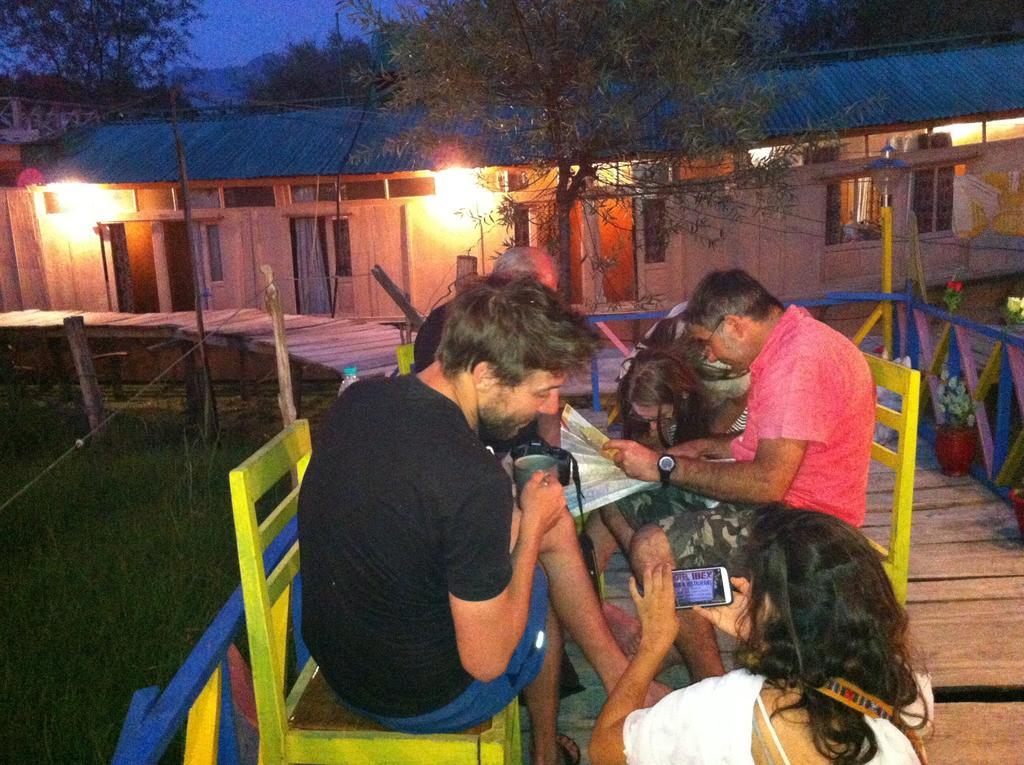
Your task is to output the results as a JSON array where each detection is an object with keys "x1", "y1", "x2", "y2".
[
  {"x1": 0, "y1": 0, "x2": 203, "y2": 101},
  {"x1": 345, "y1": 0, "x2": 798, "y2": 298},
  {"x1": 244, "y1": 33, "x2": 375, "y2": 104}
]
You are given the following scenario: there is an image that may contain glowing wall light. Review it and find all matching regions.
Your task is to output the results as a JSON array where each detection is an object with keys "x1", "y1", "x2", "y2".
[
  {"x1": 40, "y1": 182, "x2": 136, "y2": 242},
  {"x1": 43, "y1": 182, "x2": 136, "y2": 217},
  {"x1": 425, "y1": 166, "x2": 497, "y2": 229}
]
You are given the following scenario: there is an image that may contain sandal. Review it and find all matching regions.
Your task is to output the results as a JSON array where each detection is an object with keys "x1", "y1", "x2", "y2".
[{"x1": 555, "y1": 733, "x2": 581, "y2": 765}]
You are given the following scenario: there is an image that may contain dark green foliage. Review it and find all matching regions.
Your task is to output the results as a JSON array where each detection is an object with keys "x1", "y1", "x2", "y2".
[
  {"x1": 245, "y1": 33, "x2": 375, "y2": 104},
  {"x1": 0, "y1": 0, "x2": 203, "y2": 99},
  {"x1": 344, "y1": 0, "x2": 800, "y2": 297}
]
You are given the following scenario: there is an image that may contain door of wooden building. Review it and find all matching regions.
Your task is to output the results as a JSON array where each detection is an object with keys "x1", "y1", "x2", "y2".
[{"x1": 100, "y1": 222, "x2": 159, "y2": 312}]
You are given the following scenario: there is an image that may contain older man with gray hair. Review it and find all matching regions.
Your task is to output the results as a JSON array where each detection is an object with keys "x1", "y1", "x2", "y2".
[{"x1": 414, "y1": 245, "x2": 561, "y2": 447}]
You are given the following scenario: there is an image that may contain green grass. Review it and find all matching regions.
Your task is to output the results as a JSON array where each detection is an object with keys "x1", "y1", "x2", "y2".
[{"x1": 0, "y1": 383, "x2": 338, "y2": 764}]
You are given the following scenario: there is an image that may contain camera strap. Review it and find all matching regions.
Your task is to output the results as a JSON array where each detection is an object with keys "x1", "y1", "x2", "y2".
[
  {"x1": 816, "y1": 678, "x2": 893, "y2": 720},
  {"x1": 815, "y1": 678, "x2": 928, "y2": 762}
]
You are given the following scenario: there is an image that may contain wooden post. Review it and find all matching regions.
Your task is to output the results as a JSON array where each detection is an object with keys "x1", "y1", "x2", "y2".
[
  {"x1": 455, "y1": 255, "x2": 478, "y2": 289},
  {"x1": 63, "y1": 316, "x2": 105, "y2": 434},
  {"x1": 291, "y1": 362, "x2": 304, "y2": 417},
  {"x1": 881, "y1": 204, "x2": 894, "y2": 358},
  {"x1": 238, "y1": 348, "x2": 251, "y2": 401},
  {"x1": 261, "y1": 265, "x2": 296, "y2": 426},
  {"x1": 171, "y1": 89, "x2": 218, "y2": 439},
  {"x1": 370, "y1": 265, "x2": 424, "y2": 329},
  {"x1": 181, "y1": 341, "x2": 201, "y2": 426},
  {"x1": 46, "y1": 337, "x2": 72, "y2": 400}
]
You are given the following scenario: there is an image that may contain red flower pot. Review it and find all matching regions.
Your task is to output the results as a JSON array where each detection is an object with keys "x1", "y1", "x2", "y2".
[
  {"x1": 934, "y1": 426, "x2": 976, "y2": 477},
  {"x1": 1009, "y1": 489, "x2": 1024, "y2": 540}
]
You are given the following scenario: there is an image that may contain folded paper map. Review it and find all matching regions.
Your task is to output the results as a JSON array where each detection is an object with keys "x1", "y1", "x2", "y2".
[{"x1": 560, "y1": 404, "x2": 657, "y2": 517}]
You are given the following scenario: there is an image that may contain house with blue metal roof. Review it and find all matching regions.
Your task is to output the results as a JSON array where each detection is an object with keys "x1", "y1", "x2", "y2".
[{"x1": 1, "y1": 37, "x2": 1022, "y2": 316}]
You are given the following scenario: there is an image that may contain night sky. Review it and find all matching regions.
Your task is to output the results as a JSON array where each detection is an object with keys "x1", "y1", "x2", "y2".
[{"x1": 190, "y1": 0, "x2": 398, "y2": 69}]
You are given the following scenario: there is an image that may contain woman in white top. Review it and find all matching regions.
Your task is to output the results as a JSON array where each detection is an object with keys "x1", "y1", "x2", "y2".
[{"x1": 591, "y1": 508, "x2": 930, "y2": 765}]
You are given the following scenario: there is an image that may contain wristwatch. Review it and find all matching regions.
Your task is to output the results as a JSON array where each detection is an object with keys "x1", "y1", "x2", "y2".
[{"x1": 657, "y1": 454, "x2": 676, "y2": 487}]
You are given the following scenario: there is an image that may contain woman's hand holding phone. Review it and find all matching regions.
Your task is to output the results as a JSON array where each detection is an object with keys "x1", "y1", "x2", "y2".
[
  {"x1": 693, "y1": 576, "x2": 751, "y2": 640},
  {"x1": 629, "y1": 565, "x2": 678, "y2": 658}
]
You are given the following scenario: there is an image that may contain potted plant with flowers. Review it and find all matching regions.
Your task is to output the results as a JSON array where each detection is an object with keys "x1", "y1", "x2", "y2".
[
  {"x1": 934, "y1": 370, "x2": 977, "y2": 476},
  {"x1": 1008, "y1": 482, "x2": 1024, "y2": 540},
  {"x1": 943, "y1": 280, "x2": 964, "y2": 314},
  {"x1": 1003, "y1": 294, "x2": 1024, "y2": 333}
]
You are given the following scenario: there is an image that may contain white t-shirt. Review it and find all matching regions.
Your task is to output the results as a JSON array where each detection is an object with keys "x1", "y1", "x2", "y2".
[{"x1": 622, "y1": 669, "x2": 922, "y2": 765}]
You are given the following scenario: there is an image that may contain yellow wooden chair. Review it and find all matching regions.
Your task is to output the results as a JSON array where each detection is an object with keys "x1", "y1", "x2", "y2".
[
  {"x1": 396, "y1": 342, "x2": 415, "y2": 375},
  {"x1": 863, "y1": 354, "x2": 921, "y2": 605},
  {"x1": 229, "y1": 419, "x2": 522, "y2": 765}
]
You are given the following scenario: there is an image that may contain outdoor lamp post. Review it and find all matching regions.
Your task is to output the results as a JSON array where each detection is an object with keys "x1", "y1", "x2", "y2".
[{"x1": 868, "y1": 143, "x2": 909, "y2": 357}]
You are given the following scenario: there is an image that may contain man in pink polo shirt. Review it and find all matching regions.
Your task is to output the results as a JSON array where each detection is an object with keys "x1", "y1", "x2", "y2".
[{"x1": 600, "y1": 269, "x2": 875, "y2": 679}]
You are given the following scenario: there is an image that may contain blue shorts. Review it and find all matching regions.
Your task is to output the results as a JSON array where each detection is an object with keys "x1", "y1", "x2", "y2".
[{"x1": 356, "y1": 566, "x2": 549, "y2": 733}]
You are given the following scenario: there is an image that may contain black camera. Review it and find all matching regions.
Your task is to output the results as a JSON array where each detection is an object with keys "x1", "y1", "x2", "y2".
[{"x1": 510, "y1": 438, "x2": 575, "y2": 487}]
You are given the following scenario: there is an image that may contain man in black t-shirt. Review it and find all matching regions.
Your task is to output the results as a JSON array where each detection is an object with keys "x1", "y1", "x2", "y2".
[{"x1": 299, "y1": 278, "x2": 653, "y2": 765}]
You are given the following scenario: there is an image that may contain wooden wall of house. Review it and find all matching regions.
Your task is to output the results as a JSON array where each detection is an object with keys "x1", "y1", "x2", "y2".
[
  {"x1": 23, "y1": 136, "x2": 1022, "y2": 319},
  {"x1": 0, "y1": 188, "x2": 50, "y2": 310},
  {"x1": 640, "y1": 135, "x2": 1024, "y2": 308},
  {"x1": 404, "y1": 195, "x2": 513, "y2": 313}
]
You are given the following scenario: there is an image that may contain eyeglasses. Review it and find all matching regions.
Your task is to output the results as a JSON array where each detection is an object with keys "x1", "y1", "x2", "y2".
[
  {"x1": 630, "y1": 406, "x2": 676, "y2": 425},
  {"x1": 694, "y1": 317, "x2": 725, "y2": 357}
]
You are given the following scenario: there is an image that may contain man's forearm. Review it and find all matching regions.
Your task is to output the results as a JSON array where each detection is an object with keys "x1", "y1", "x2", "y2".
[
  {"x1": 501, "y1": 529, "x2": 544, "y2": 648},
  {"x1": 669, "y1": 457, "x2": 787, "y2": 503},
  {"x1": 667, "y1": 434, "x2": 734, "y2": 459}
]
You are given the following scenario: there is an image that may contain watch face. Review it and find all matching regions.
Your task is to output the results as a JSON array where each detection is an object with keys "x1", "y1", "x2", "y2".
[{"x1": 658, "y1": 455, "x2": 676, "y2": 472}]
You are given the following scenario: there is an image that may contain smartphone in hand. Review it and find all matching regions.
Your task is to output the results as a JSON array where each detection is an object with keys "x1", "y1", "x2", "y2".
[{"x1": 672, "y1": 566, "x2": 733, "y2": 610}]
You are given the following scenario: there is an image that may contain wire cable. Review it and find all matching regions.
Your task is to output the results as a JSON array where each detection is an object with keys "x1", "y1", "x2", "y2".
[{"x1": 0, "y1": 295, "x2": 267, "y2": 517}]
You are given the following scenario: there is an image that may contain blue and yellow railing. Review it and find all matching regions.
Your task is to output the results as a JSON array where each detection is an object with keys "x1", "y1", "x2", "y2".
[
  {"x1": 586, "y1": 290, "x2": 1024, "y2": 495},
  {"x1": 112, "y1": 520, "x2": 306, "y2": 765}
]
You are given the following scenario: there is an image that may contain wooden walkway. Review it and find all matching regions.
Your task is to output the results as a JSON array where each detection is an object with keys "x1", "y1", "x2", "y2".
[
  {"x1": 0, "y1": 308, "x2": 408, "y2": 378},
  {"x1": 557, "y1": 421, "x2": 1023, "y2": 765}
]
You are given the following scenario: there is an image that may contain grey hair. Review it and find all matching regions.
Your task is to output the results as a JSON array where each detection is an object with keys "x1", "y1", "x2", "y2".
[
  {"x1": 494, "y1": 246, "x2": 545, "y2": 276},
  {"x1": 681, "y1": 269, "x2": 783, "y2": 330}
]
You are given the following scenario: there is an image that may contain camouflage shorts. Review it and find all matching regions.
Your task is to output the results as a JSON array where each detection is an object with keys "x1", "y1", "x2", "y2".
[{"x1": 615, "y1": 486, "x2": 756, "y2": 569}]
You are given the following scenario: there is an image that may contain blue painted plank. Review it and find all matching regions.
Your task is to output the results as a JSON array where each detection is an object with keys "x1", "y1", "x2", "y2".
[
  {"x1": 292, "y1": 573, "x2": 310, "y2": 673},
  {"x1": 113, "y1": 519, "x2": 298, "y2": 765},
  {"x1": 217, "y1": 656, "x2": 241, "y2": 765},
  {"x1": 587, "y1": 310, "x2": 666, "y2": 323}
]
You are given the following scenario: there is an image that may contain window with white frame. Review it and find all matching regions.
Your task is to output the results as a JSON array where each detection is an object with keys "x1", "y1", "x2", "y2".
[
  {"x1": 512, "y1": 205, "x2": 531, "y2": 246},
  {"x1": 912, "y1": 165, "x2": 956, "y2": 234},
  {"x1": 189, "y1": 222, "x2": 224, "y2": 297},
  {"x1": 640, "y1": 198, "x2": 667, "y2": 263},
  {"x1": 825, "y1": 177, "x2": 881, "y2": 245}
]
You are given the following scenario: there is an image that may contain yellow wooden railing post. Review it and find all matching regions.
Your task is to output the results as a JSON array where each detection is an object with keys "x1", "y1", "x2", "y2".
[{"x1": 882, "y1": 204, "x2": 894, "y2": 358}]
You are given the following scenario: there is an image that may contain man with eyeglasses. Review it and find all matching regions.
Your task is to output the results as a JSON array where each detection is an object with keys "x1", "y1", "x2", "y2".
[{"x1": 594, "y1": 269, "x2": 875, "y2": 680}]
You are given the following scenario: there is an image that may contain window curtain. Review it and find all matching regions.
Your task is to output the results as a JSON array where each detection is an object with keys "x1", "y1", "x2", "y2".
[{"x1": 292, "y1": 217, "x2": 332, "y2": 314}]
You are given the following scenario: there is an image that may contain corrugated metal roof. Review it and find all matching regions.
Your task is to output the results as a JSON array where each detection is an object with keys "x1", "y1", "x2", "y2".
[
  {"x1": 39, "y1": 107, "x2": 441, "y2": 183},
  {"x1": 766, "y1": 39, "x2": 1024, "y2": 135},
  {"x1": 34, "y1": 39, "x2": 1024, "y2": 184}
]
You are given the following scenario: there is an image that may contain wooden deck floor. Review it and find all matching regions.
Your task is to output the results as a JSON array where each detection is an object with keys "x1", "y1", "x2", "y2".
[
  {"x1": 0, "y1": 308, "x2": 408, "y2": 378},
  {"x1": 555, "y1": 420, "x2": 1023, "y2": 765}
]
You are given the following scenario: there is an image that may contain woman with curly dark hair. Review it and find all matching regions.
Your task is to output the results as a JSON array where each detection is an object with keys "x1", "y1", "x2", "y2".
[{"x1": 591, "y1": 507, "x2": 931, "y2": 765}]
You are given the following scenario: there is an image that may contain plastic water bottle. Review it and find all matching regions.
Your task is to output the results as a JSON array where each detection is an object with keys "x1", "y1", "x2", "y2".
[{"x1": 337, "y1": 366, "x2": 359, "y2": 396}]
